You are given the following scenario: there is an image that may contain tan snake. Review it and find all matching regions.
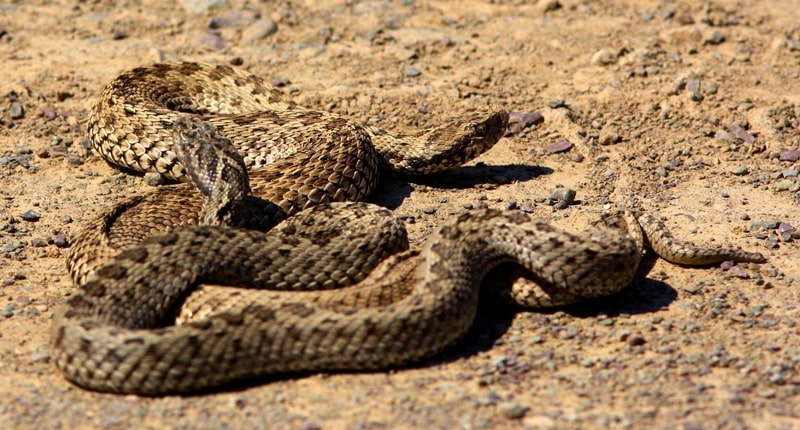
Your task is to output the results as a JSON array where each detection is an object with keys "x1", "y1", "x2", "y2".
[{"x1": 52, "y1": 63, "x2": 766, "y2": 395}]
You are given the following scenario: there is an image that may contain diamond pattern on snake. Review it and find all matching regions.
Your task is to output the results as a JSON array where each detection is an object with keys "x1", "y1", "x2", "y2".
[{"x1": 52, "y1": 62, "x2": 766, "y2": 395}]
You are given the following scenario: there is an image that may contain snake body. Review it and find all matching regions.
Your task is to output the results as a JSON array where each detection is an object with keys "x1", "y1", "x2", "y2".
[
  {"x1": 53, "y1": 63, "x2": 767, "y2": 395},
  {"x1": 69, "y1": 62, "x2": 508, "y2": 285}
]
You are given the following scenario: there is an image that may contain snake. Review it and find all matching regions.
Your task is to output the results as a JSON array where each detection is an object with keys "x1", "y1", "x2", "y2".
[{"x1": 52, "y1": 63, "x2": 767, "y2": 395}]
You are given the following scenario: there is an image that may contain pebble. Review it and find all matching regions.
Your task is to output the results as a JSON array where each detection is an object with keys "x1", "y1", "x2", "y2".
[
  {"x1": 8, "y1": 101, "x2": 24, "y2": 119},
  {"x1": 297, "y1": 422, "x2": 322, "y2": 430},
  {"x1": 31, "y1": 238, "x2": 47, "y2": 248},
  {"x1": 728, "y1": 124, "x2": 755, "y2": 144},
  {"x1": 782, "y1": 169, "x2": 798, "y2": 177},
  {"x1": 1, "y1": 304, "x2": 15, "y2": 318},
  {"x1": 42, "y1": 106, "x2": 56, "y2": 120},
  {"x1": 547, "y1": 139, "x2": 573, "y2": 153},
  {"x1": 498, "y1": 402, "x2": 528, "y2": 420},
  {"x1": 421, "y1": 206, "x2": 436, "y2": 214},
  {"x1": 196, "y1": 34, "x2": 225, "y2": 51},
  {"x1": 626, "y1": 333, "x2": 647, "y2": 346},
  {"x1": 209, "y1": 9, "x2": 258, "y2": 28},
  {"x1": 546, "y1": 188, "x2": 576, "y2": 205},
  {"x1": 590, "y1": 48, "x2": 617, "y2": 65},
  {"x1": 731, "y1": 166, "x2": 749, "y2": 176},
  {"x1": 242, "y1": 17, "x2": 278, "y2": 43},
  {"x1": 51, "y1": 232, "x2": 69, "y2": 248},
  {"x1": 19, "y1": 209, "x2": 41, "y2": 221},
  {"x1": 504, "y1": 200, "x2": 517, "y2": 210},
  {"x1": 715, "y1": 129, "x2": 736, "y2": 144},
  {"x1": 505, "y1": 111, "x2": 544, "y2": 136},
  {"x1": 778, "y1": 222, "x2": 797, "y2": 241},
  {"x1": 774, "y1": 179, "x2": 796, "y2": 191},
  {"x1": 704, "y1": 30, "x2": 725, "y2": 45},
  {"x1": 599, "y1": 128, "x2": 620, "y2": 145},
  {"x1": 462, "y1": 202, "x2": 473, "y2": 209},
  {"x1": 750, "y1": 220, "x2": 779, "y2": 231},
  {"x1": 403, "y1": 66, "x2": 421, "y2": 77},
  {"x1": 779, "y1": 149, "x2": 800, "y2": 161},
  {"x1": 181, "y1": 0, "x2": 226, "y2": 13},
  {"x1": 548, "y1": 99, "x2": 566, "y2": 109}
]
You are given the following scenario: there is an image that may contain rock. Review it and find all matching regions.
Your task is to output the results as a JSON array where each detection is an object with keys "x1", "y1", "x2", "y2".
[
  {"x1": 728, "y1": 124, "x2": 755, "y2": 144},
  {"x1": 498, "y1": 402, "x2": 528, "y2": 420},
  {"x1": 505, "y1": 111, "x2": 543, "y2": 136},
  {"x1": 242, "y1": 17, "x2": 278, "y2": 43},
  {"x1": 547, "y1": 139, "x2": 573, "y2": 153},
  {"x1": 196, "y1": 34, "x2": 225, "y2": 51},
  {"x1": 591, "y1": 48, "x2": 617, "y2": 65},
  {"x1": 19, "y1": 209, "x2": 41, "y2": 221},
  {"x1": 599, "y1": 128, "x2": 620, "y2": 145},
  {"x1": 403, "y1": 66, "x2": 421, "y2": 77},
  {"x1": 8, "y1": 101, "x2": 23, "y2": 119},
  {"x1": 181, "y1": 0, "x2": 226, "y2": 13},
  {"x1": 704, "y1": 30, "x2": 725, "y2": 45},
  {"x1": 731, "y1": 166, "x2": 749, "y2": 176},
  {"x1": 774, "y1": 179, "x2": 796, "y2": 191},
  {"x1": 778, "y1": 149, "x2": 800, "y2": 162},
  {"x1": 546, "y1": 188, "x2": 576, "y2": 205}
]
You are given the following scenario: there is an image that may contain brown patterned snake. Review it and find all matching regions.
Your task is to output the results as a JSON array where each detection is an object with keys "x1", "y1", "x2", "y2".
[{"x1": 53, "y1": 63, "x2": 767, "y2": 395}]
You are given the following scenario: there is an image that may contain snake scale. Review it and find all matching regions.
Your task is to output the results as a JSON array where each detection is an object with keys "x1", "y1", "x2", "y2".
[{"x1": 53, "y1": 63, "x2": 767, "y2": 395}]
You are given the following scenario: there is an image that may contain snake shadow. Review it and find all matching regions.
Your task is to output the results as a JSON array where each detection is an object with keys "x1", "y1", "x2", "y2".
[
  {"x1": 371, "y1": 163, "x2": 552, "y2": 210},
  {"x1": 426, "y1": 252, "x2": 678, "y2": 366}
]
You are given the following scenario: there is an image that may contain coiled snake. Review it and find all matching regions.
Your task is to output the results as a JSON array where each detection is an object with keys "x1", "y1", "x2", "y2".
[{"x1": 52, "y1": 63, "x2": 766, "y2": 395}]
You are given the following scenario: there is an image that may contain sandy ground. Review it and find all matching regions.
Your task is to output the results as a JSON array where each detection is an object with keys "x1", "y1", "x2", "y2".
[{"x1": 1, "y1": 0, "x2": 799, "y2": 428}]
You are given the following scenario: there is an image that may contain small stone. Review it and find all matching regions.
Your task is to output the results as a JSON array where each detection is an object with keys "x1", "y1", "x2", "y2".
[
  {"x1": 782, "y1": 169, "x2": 799, "y2": 178},
  {"x1": 505, "y1": 111, "x2": 544, "y2": 136},
  {"x1": 547, "y1": 139, "x2": 573, "y2": 153},
  {"x1": 422, "y1": 206, "x2": 436, "y2": 214},
  {"x1": 498, "y1": 402, "x2": 528, "y2": 420},
  {"x1": 8, "y1": 101, "x2": 24, "y2": 119},
  {"x1": 731, "y1": 166, "x2": 749, "y2": 176},
  {"x1": 242, "y1": 17, "x2": 278, "y2": 43},
  {"x1": 548, "y1": 99, "x2": 566, "y2": 109},
  {"x1": 31, "y1": 238, "x2": 47, "y2": 248},
  {"x1": 505, "y1": 200, "x2": 517, "y2": 210},
  {"x1": 181, "y1": 0, "x2": 226, "y2": 13},
  {"x1": 751, "y1": 220, "x2": 779, "y2": 231},
  {"x1": 779, "y1": 149, "x2": 800, "y2": 162},
  {"x1": 626, "y1": 333, "x2": 646, "y2": 346},
  {"x1": 462, "y1": 202, "x2": 474, "y2": 209},
  {"x1": 778, "y1": 222, "x2": 797, "y2": 242},
  {"x1": 547, "y1": 188, "x2": 576, "y2": 205},
  {"x1": 51, "y1": 232, "x2": 69, "y2": 248},
  {"x1": 599, "y1": 129, "x2": 620, "y2": 146},
  {"x1": 19, "y1": 209, "x2": 41, "y2": 221},
  {"x1": 774, "y1": 179, "x2": 796, "y2": 191},
  {"x1": 704, "y1": 30, "x2": 725, "y2": 45},
  {"x1": 728, "y1": 124, "x2": 755, "y2": 144},
  {"x1": 1, "y1": 304, "x2": 14, "y2": 318},
  {"x1": 403, "y1": 66, "x2": 421, "y2": 77},
  {"x1": 297, "y1": 422, "x2": 322, "y2": 430},
  {"x1": 42, "y1": 107, "x2": 57, "y2": 120},
  {"x1": 591, "y1": 48, "x2": 617, "y2": 65},
  {"x1": 196, "y1": 34, "x2": 225, "y2": 51}
]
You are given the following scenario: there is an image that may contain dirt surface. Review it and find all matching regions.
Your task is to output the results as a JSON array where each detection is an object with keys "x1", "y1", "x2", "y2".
[{"x1": 1, "y1": 0, "x2": 799, "y2": 428}]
